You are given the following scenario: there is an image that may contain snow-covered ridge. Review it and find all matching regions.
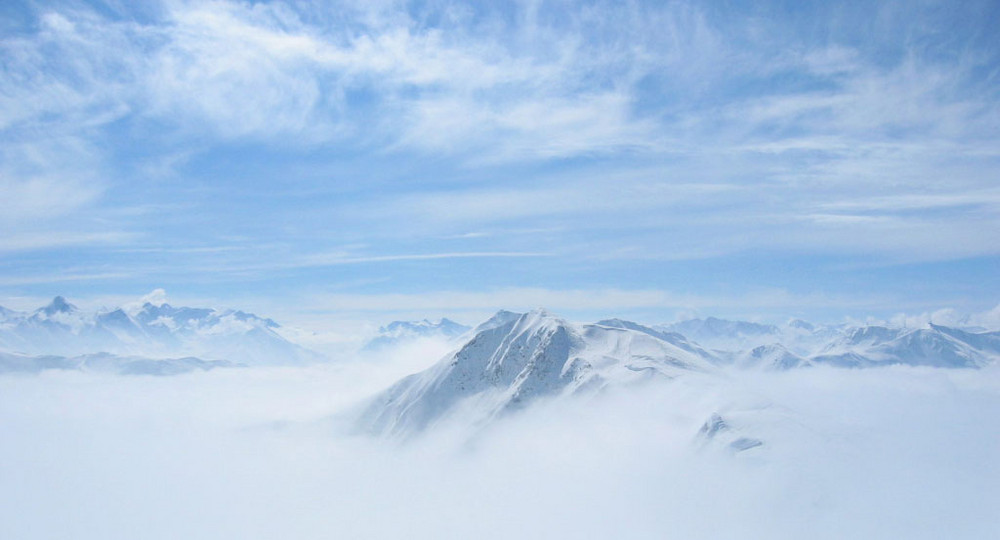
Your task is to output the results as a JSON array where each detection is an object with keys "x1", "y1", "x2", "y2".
[
  {"x1": 358, "y1": 309, "x2": 717, "y2": 438},
  {"x1": 658, "y1": 315, "x2": 1000, "y2": 368},
  {"x1": 357, "y1": 309, "x2": 1000, "y2": 438},
  {"x1": 0, "y1": 296, "x2": 321, "y2": 365},
  {"x1": 809, "y1": 323, "x2": 1000, "y2": 368}
]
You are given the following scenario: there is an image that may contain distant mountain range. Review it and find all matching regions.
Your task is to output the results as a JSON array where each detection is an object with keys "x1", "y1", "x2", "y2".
[
  {"x1": 3, "y1": 297, "x2": 998, "y2": 392},
  {"x1": 358, "y1": 310, "x2": 1000, "y2": 438},
  {"x1": 660, "y1": 316, "x2": 999, "y2": 369},
  {"x1": 362, "y1": 318, "x2": 471, "y2": 351},
  {"x1": 0, "y1": 296, "x2": 322, "y2": 371}
]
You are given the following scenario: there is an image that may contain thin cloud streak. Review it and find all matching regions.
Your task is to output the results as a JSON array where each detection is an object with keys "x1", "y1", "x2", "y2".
[
  {"x1": 0, "y1": 272, "x2": 132, "y2": 287},
  {"x1": 298, "y1": 251, "x2": 550, "y2": 266},
  {"x1": 0, "y1": 231, "x2": 139, "y2": 253},
  {"x1": 299, "y1": 287, "x2": 897, "y2": 314}
]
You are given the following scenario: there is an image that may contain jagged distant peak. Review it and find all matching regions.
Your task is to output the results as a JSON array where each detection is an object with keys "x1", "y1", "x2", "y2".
[
  {"x1": 665, "y1": 316, "x2": 779, "y2": 336},
  {"x1": 491, "y1": 308, "x2": 571, "y2": 340},
  {"x1": 40, "y1": 295, "x2": 77, "y2": 315},
  {"x1": 842, "y1": 325, "x2": 903, "y2": 344},
  {"x1": 363, "y1": 317, "x2": 472, "y2": 351},
  {"x1": 787, "y1": 318, "x2": 815, "y2": 331},
  {"x1": 703, "y1": 316, "x2": 777, "y2": 333},
  {"x1": 381, "y1": 318, "x2": 467, "y2": 334},
  {"x1": 96, "y1": 308, "x2": 134, "y2": 324},
  {"x1": 219, "y1": 309, "x2": 280, "y2": 328},
  {"x1": 133, "y1": 303, "x2": 278, "y2": 328}
]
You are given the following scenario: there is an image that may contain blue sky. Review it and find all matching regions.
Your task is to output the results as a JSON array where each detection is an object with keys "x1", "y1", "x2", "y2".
[{"x1": 1, "y1": 0, "x2": 999, "y2": 326}]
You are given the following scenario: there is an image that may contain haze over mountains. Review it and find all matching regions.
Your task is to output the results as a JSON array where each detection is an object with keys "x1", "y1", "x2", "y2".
[{"x1": 0, "y1": 295, "x2": 321, "y2": 373}]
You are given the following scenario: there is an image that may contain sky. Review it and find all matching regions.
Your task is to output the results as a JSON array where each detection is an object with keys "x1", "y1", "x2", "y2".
[{"x1": 1, "y1": 0, "x2": 999, "y2": 327}]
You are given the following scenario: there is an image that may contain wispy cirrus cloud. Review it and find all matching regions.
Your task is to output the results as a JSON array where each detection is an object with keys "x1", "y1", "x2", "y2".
[
  {"x1": 5, "y1": 0, "x2": 997, "y2": 166},
  {"x1": 2, "y1": 0, "x2": 664, "y2": 154}
]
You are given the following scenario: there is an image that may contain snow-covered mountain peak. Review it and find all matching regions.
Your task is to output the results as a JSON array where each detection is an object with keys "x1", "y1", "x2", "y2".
[
  {"x1": 26, "y1": 296, "x2": 88, "y2": 331},
  {"x1": 218, "y1": 309, "x2": 280, "y2": 329},
  {"x1": 37, "y1": 296, "x2": 77, "y2": 317},
  {"x1": 32, "y1": 296, "x2": 79, "y2": 322},
  {"x1": 358, "y1": 309, "x2": 716, "y2": 438},
  {"x1": 381, "y1": 318, "x2": 465, "y2": 335},
  {"x1": 510, "y1": 307, "x2": 564, "y2": 332},
  {"x1": 843, "y1": 325, "x2": 902, "y2": 346}
]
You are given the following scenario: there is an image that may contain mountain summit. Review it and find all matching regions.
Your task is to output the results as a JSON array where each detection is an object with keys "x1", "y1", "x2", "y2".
[
  {"x1": 40, "y1": 296, "x2": 76, "y2": 316},
  {"x1": 358, "y1": 309, "x2": 715, "y2": 438}
]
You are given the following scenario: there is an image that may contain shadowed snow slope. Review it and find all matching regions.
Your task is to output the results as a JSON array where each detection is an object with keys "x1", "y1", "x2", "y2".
[{"x1": 358, "y1": 309, "x2": 716, "y2": 438}]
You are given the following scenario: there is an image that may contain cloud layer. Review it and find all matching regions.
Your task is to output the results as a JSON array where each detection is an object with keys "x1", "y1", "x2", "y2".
[{"x1": 1, "y1": 360, "x2": 997, "y2": 539}]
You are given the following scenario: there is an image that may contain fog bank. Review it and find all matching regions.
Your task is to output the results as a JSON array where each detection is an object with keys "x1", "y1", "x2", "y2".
[{"x1": 1, "y1": 358, "x2": 997, "y2": 539}]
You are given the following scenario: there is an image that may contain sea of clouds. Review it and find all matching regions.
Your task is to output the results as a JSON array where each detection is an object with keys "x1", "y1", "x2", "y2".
[{"x1": 1, "y1": 339, "x2": 997, "y2": 540}]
